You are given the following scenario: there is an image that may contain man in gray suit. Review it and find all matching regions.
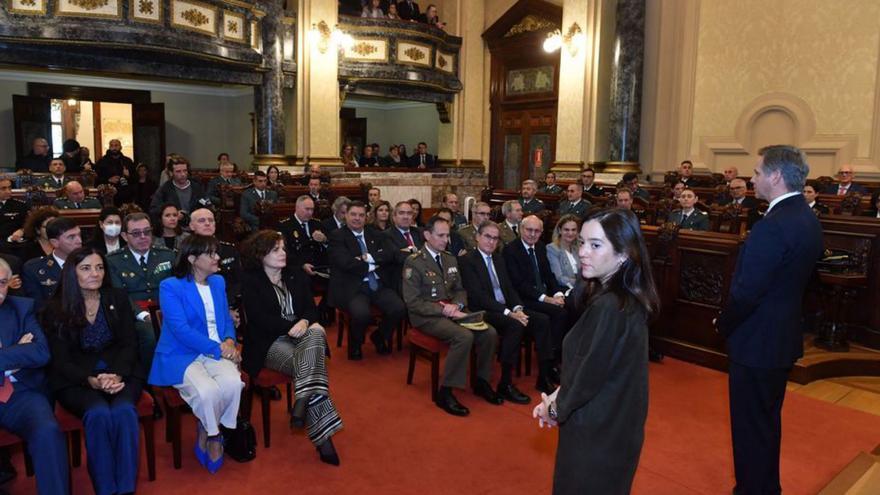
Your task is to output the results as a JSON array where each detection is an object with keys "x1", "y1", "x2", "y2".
[
  {"x1": 240, "y1": 171, "x2": 279, "y2": 230},
  {"x1": 556, "y1": 183, "x2": 591, "y2": 218},
  {"x1": 669, "y1": 188, "x2": 710, "y2": 231}
]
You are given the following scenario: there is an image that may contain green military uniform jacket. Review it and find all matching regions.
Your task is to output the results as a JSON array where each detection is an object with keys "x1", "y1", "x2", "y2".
[
  {"x1": 498, "y1": 221, "x2": 518, "y2": 246},
  {"x1": 669, "y1": 209, "x2": 710, "y2": 231},
  {"x1": 402, "y1": 247, "x2": 467, "y2": 329},
  {"x1": 458, "y1": 224, "x2": 478, "y2": 250},
  {"x1": 107, "y1": 246, "x2": 176, "y2": 308},
  {"x1": 53, "y1": 197, "x2": 102, "y2": 209},
  {"x1": 38, "y1": 175, "x2": 72, "y2": 190}
]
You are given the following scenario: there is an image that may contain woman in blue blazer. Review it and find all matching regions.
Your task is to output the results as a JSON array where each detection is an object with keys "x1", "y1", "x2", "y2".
[
  {"x1": 546, "y1": 214, "x2": 582, "y2": 291},
  {"x1": 148, "y1": 235, "x2": 242, "y2": 474}
]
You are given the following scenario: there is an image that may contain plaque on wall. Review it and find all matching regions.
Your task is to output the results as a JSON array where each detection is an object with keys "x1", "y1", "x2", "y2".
[
  {"x1": 130, "y1": 0, "x2": 162, "y2": 24},
  {"x1": 223, "y1": 10, "x2": 246, "y2": 43},
  {"x1": 505, "y1": 66, "x2": 554, "y2": 96},
  {"x1": 172, "y1": 0, "x2": 217, "y2": 36},
  {"x1": 8, "y1": 0, "x2": 47, "y2": 15},
  {"x1": 397, "y1": 41, "x2": 432, "y2": 68},
  {"x1": 343, "y1": 39, "x2": 389, "y2": 63},
  {"x1": 56, "y1": 0, "x2": 122, "y2": 18}
]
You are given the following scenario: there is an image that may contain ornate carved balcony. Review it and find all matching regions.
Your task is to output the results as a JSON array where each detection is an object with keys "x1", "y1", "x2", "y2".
[
  {"x1": 0, "y1": 0, "x2": 295, "y2": 86},
  {"x1": 337, "y1": 15, "x2": 462, "y2": 105}
]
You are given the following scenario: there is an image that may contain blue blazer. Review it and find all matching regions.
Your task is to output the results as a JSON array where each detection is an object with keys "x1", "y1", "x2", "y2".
[
  {"x1": 148, "y1": 275, "x2": 236, "y2": 386},
  {"x1": 546, "y1": 242, "x2": 580, "y2": 289},
  {"x1": 0, "y1": 296, "x2": 50, "y2": 393},
  {"x1": 717, "y1": 195, "x2": 823, "y2": 368}
]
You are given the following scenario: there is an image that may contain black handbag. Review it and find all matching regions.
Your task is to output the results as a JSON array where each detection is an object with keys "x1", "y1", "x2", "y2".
[{"x1": 221, "y1": 417, "x2": 257, "y2": 462}]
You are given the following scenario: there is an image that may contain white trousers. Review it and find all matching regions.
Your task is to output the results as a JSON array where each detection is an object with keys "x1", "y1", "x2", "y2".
[{"x1": 175, "y1": 355, "x2": 243, "y2": 436}]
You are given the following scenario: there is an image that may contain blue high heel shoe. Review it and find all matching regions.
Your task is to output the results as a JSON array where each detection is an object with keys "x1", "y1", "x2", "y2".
[
  {"x1": 194, "y1": 422, "x2": 208, "y2": 468},
  {"x1": 205, "y1": 436, "x2": 225, "y2": 474}
]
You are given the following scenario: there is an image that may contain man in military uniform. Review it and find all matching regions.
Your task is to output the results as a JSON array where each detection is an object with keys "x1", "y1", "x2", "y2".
[
  {"x1": 669, "y1": 188, "x2": 710, "y2": 231},
  {"x1": 538, "y1": 172, "x2": 563, "y2": 195},
  {"x1": 37, "y1": 159, "x2": 71, "y2": 190},
  {"x1": 108, "y1": 212, "x2": 175, "y2": 371},
  {"x1": 556, "y1": 183, "x2": 591, "y2": 219},
  {"x1": 518, "y1": 180, "x2": 545, "y2": 215},
  {"x1": 189, "y1": 208, "x2": 242, "y2": 307},
  {"x1": 382, "y1": 200, "x2": 424, "y2": 297},
  {"x1": 240, "y1": 171, "x2": 279, "y2": 231},
  {"x1": 402, "y1": 215, "x2": 501, "y2": 417},
  {"x1": 22, "y1": 217, "x2": 82, "y2": 310},
  {"x1": 458, "y1": 201, "x2": 491, "y2": 251},
  {"x1": 580, "y1": 168, "x2": 605, "y2": 197},
  {"x1": 52, "y1": 181, "x2": 102, "y2": 209},
  {"x1": 278, "y1": 196, "x2": 330, "y2": 322},
  {"x1": 440, "y1": 193, "x2": 467, "y2": 229},
  {"x1": 0, "y1": 177, "x2": 28, "y2": 242},
  {"x1": 498, "y1": 200, "x2": 522, "y2": 246},
  {"x1": 206, "y1": 162, "x2": 242, "y2": 205}
]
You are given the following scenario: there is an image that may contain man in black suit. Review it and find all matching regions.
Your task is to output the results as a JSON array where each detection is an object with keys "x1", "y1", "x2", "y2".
[
  {"x1": 718, "y1": 179, "x2": 758, "y2": 209},
  {"x1": 397, "y1": 0, "x2": 420, "y2": 21},
  {"x1": 322, "y1": 196, "x2": 351, "y2": 236},
  {"x1": 0, "y1": 178, "x2": 27, "y2": 243},
  {"x1": 580, "y1": 168, "x2": 605, "y2": 197},
  {"x1": 408, "y1": 142, "x2": 437, "y2": 169},
  {"x1": 15, "y1": 137, "x2": 51, "y2": 172},
  {"x1": 382, "y1": 201, "x2": 424, "y2": 296},
  {"x1": 823, "y1": 164, "x2": 869, "y2": 196},
  {"x1": 328, "y1": 201, "x2": 405, "y2": 359},
  {"x1": 716, "y1": 145, "x2": 823, "y2": 495},
  {"x1": 460, "y1": 221, "x2": 555, "y2": 403},
  {"x1": 502, "y1": 215, "x2": 569, "y2": 373}
]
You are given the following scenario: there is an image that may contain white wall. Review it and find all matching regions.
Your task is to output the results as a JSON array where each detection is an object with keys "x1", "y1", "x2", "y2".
[
  {"x1": 343, "y1": 97, "x2": 440, "y2": 157},
  {"x1": 0, "y1": 69, "x2": 253, "y2": 170}
]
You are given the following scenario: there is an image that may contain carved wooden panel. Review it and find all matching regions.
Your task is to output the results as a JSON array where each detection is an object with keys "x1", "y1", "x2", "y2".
[
  {"x1": 678, "y1": 248, "x2": 726, "y2": 306},
  {"x1": 223, "y1": 10, "x2": 245, "y2": 43},
  {"x1": 436, "y1": 51, "x2": 455, "y2": 74}
]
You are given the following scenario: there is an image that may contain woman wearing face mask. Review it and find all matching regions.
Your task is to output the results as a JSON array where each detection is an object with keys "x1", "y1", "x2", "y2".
[
  {"x1": 88, "y1": 207, "x2": 126, "y2": 255},
  {"x1": 153, "y1": 203, "x2": 187, "y2": 251}
]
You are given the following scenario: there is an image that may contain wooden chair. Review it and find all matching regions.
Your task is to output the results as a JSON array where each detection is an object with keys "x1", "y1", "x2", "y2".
[
  {"x1": 336, "y1": 306, "x2": 405, "y2": 351},
  {"x1": 406, "y1": 326, "x2": 476, "y2": 402},
  {"x1": 0, "y1": 429, "x2": 34, "y2": 477},
  {"x1": 149, "y1": 306, "x2": 191, "y2": 470},
  {"x1": 56, "y1": 391, "x2": 158, "y2": 481}
]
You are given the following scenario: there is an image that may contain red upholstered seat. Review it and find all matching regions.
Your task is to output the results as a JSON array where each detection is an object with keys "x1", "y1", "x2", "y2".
[{"x1": 406, "y1": 325, "x2": 477, "y2": 403}]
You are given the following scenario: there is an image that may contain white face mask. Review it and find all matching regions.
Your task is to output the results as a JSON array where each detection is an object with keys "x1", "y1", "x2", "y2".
[{"x1": 102, "y1": 224, "x2": 122, "y2": 237}]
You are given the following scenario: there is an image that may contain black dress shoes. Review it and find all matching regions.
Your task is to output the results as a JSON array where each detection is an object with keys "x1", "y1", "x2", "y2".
[
  {"x1": 316, "y1": 438, "x2": 340, "y2": 466},
  {"x1": 473, "y1": 380, "x2": 504, "y2": 405},
  {"x1": 348, "y1": 346, "x2": 363, "y2": 360},
  {"x1": 535, "y1": 376, "x2": 556, "y2": 395},
  {"x1": 290, "y1": 397, "x2": 307, "y2": 429},
  {"x1": 435, "y1": 387, "x2": 470, "y2": 416},
  {"x1": 370, "y1": 331, "x2": 390, "y2": 355},
  {"x1": 649, "y1": 347, "x2": 664, "y2": 363},
  {"x1": 497, "y1": 383, "x2": 531, "y2": 405}
]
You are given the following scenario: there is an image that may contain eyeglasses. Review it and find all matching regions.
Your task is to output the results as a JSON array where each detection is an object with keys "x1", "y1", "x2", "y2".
[
  {"x1": 839, "y1": 171, "x2": 853, "y2": 175},
  {"x1": 127, "y1": 228, "x2": 152, "y2": 238}
]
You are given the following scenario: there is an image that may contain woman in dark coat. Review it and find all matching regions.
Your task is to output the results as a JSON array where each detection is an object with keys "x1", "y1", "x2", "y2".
[{"x1": 533, "y1": 208, "x2": 659, "y2": 495}]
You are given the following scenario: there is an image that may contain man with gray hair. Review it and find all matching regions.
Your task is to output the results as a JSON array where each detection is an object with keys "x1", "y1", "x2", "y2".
[
  {"x1": 322, "y1": 196, "x2": 351, "y2": 236},
  {"x1": 15, "y1": 137, "x2": 51, "y2": 172},
  {"x1": 715, "y1": 145, "x2": 823, "y2": 494},
  {"x1": 458, "y1": 201, "x2": 492, "y2": 250},
  {"x1": 518, "y1": 179, "x2": 545, "y2": 214},
  {"x1": 498, "y1": 200, "x2": 523, "y2": 246}
]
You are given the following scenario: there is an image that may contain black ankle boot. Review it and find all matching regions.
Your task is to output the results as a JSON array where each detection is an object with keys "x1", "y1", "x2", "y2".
[
  {"x1": 317, "y1": 438, "x2": 340, "y2": 466},
  {"x1": 290, "y1": 397, "x2": 307, "y2": 429}
]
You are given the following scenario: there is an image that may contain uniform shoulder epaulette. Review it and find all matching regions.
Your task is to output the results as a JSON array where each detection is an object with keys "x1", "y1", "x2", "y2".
[
  {"x1": 152, "y1": 245, "x2": 173, "y2": 253},
  {"x1": 696, "y1": 210, "x2": 707, "y2": 215},
  {"x1": 106, "y1": 249, "x2": 124, "y2": 258},
  {"x1": 407, "y1": 251, "x2": 422, "y2": 260}
]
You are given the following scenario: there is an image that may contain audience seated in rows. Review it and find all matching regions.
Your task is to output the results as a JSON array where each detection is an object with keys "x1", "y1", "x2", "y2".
[
  {"x1": 382, "y1": 200, "x2": 424, "y2": 296},
  {"x1": 499, "y1": 200, "x2": 522, "y2": 246},
  {"x1": 240, "y1": 171, "x2": 279, "y2": 231},
  {"x1": 615, "y1": 188, "x2": 634, "y2": 211},
  {"x1": 0, "y1": 177, "x2": 27, "y2": 241},
  {"x1": 718, "y1": 178, "x2": 758, "y2": 209},
  {"x1": 206, "y1": 161, "x2": 242, "y2": 206},
  {"x1": 824, "y1": 164, "x2": 868, "y2": 196},
  {"x1": 803, "y1": 184, "x2": 829, "y2": 215},
  {"x1": 458, "y1": 201, "x2": 492, "y2": 250},
  {"x1": 5, "y1": 206, "x2": 58, "y2": 263},
  {"x1": 519, "y1": 180, "x2": 545, "y2": 215},
  {"x1": 150, "y1": 156, "x2": 210, "y2": 219},
  {"x1": 546, "y1": 215, "x2": 582, "y2": 292},
  {"x1": 95, "y1": 139, "x2": 136, "y2": 205},
  {"x1": 622, "y1": 172, "x2": 650, "y2": 202},
  {"x1": 38, "y1": 158, "x2": 71, "y2": 190},
  {"x1": 370, "y1": 201, "x2": 392, "y2": 232},
  {"x1": 15, "y1": 138, "x2": 51, "y2": 172},
  {"x1": 581, "y1": 168, "x2": 605, "y2": 197},
  {"x1": 322, "y1": 196, "x2": 350, "y2": 235},
  {"x1": 132, "y1": 164, "x2": 158, "y2": 212},
  {"x1": 434, "y1": 208, "x2": 467, "y2": 256},
  {"x1": 54, "y1": 181, "x2": 101, "y2": 210},
  {"x1": 266, "y1": 165, "x2": 282, "y2": 188},
  {"x1": 441, "y1": 193, "x2": 467, "y2": 228}
]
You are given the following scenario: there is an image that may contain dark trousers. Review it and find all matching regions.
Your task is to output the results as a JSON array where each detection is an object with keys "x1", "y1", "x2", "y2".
[
  {"x1": 484, "y1": 309, "x2": 553, "y2": 370},
  {"x1": 56, "y1": 381, "x2": 143, "y2": 495},
  {"x1": 728, "y1": 362, "x2": 790, "y2": 495},
  {"x1": 0, "y1": 389, "x2": 69, "y2": 495},
  {"x1": 347, "y1": 285, "x2": 405, "y2": 345},
  {"x1": 523, "y1": 299, "x2": 569, "y2": 356},
  {"x1": 135, "y1": 320, "x2": 157, "y2": 372}
]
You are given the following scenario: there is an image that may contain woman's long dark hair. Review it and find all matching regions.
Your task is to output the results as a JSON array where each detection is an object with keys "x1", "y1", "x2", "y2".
[
  {"x1": 39, "y1": 247, "x2": 110, "y2": 342},
  {"x1": 172, "y1": 234, "x2": 220, "y2": 279},
  {"x1": 573, "y1": 208, "x2": 660, "y2": 316}
]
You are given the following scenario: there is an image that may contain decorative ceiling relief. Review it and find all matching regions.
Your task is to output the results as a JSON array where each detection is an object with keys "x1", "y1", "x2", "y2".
[
  {"x1": 56, "y1": 0, "x2": 121, "y2": 18},
  {"x1": 130, "y1": 0, "x2": 161, "y2": 23},
  {"x1": 172, "y1": 0, "x2": 217, "y2": 35},
  {"x1": 504, "y1": 14, "x2": 557, "y2": 37},
  {"x1": 223, "y1": 10, "x2": 245, "y2": 43},
  {"x1": 397, "y1": 41, "x2": 431, "y2": 67}
]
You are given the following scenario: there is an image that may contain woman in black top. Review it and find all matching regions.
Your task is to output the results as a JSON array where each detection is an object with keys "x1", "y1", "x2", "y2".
[
  {"x1": 40, "y1": 247, "x2": 143, "y2": 495},
  {"x1": 153, "y1": 203, "x2": 187, "y2": 251},
  {"x1": 87, "y1": 206, "x2": 126, "y2": 255},
  {"x1": 533, "y1": 208, "x2": 659, "y2": 495},
  {"x1": 132, "y1": 163, "x2": 157, "y2": 211},
  {"x1": 240, "y1": 230, "x2": 342, "y2": 465}
]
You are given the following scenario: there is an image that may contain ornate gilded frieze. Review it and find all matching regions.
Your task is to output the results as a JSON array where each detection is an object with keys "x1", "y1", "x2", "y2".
[
  {"x1": 504, "y1": 14, "x2": 558, "y2": 37},
  {"x1": 435, "y1": 51, "x2": 454, "y2": 74},
  {"x1": 397, "y1": 41, "x2": 432, "y2": 67},
  {"x1": 343, "y1": 38, "x2": 388, "y2": 63},
  {"x1": 55, "y1": 0, "x2": 122, "y2": 19},
  {"x1": 223, "y1": 10, "x2": 245, "y2": 43},
  {"x1": 130, "y1": 0, "x2": 162, "y2": 24},
  {"x1": 8, "y1": 0, "x2": 47, "y2": 14},
  {"x1": 172, "y1": 0, "x2": 217, "y2": 35}
]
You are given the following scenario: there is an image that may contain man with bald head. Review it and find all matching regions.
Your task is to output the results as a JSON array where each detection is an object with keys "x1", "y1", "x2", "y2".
[
  {"x1": 52, "y1": 181, "x2": 101, "y2": 209},
  {"x1": 723, "y1": 166, "x2": 739, "y2": 185},
  {"x1": 719, "y1": 178, "x2": 758, "y2": 209},
  {"x1": 96, "y1": 139, "x2": 136, "y2": 204},
  {"x1": 15, "y1": 137, "x2": 51, "y2": 172},
  {"x1": 824, "y1": 164, "x2": 868, "y2": 195},
  {"x1": 503, "y1": 215, "x2": 569, "y2": 383}
]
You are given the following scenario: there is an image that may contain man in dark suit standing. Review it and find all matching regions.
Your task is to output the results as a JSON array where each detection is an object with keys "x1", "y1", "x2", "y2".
[
  {"x1": 382, "y1": 201, "x2": 424, "y2": 296},
  {"x1": 460, "y1": 221, "x2": 555, "y2": 403},
  {"x1": 503, "y1": 215, "x2": 569, "y2": 376},
  {"x1": 408, "y1": 142, "x2": 437, "y2": 169},
  {"x1": 716, "y1": 145, "x2": 823, "y2": 495},
  {"x1": 328, "y1": 201, "x2": 406, "y2": 359},
  {"x1": 0, "y1": 257, "x2": 70, "y2": 495},
  {"x1": 397, "y1": 0, "x2": 420, "y2": 21}
]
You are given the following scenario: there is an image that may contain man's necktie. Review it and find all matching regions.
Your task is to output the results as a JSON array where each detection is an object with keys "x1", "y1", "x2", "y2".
[
  {"x1": 302, "y1": 221, "x2": 310, "y2": 239},
  {"x1": 838, "y1": 186, "x2": 847, "y2": 196},
  {"x1": 74, "y1": 202, "x2": 81, "y2": 209},
  {"x1": 356, "y1": 234, "x2": 379, "y2": 291},
  {"x1": 0, "y1": 339, "x2": 13, "y2": 403},
  {"x1": 528, "y1": 247, "x2": 546, "y2": 294},
  {"x1": 420, "y1": 155, "x2": 425, "y2": 167},
  {"x1": 403, "y1": 231, "x2": 414, "y2": 248},
  {"x1": 511, "y1": 224, "x2": 518, "y2": 236},
  {"x1": 485, "y1": 255, "x2": 505, "y2": 304},
  {"x1": 140, "y1": 256, "x2": 148, "y2": 272},
  {"x1": 681, "y1": 213, "x2": 689, "y2": 224},
  {"x1": 435, "y1": 254, "x2": 442, "y2": 271}
]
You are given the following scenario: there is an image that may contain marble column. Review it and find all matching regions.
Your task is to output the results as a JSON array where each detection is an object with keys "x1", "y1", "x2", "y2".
[
  {"x1": 607, "y1": 0, "x2": 645, "y2": 164},
  {"x1": 254, "y1": 0, "x2": 285, "y2": 163}
]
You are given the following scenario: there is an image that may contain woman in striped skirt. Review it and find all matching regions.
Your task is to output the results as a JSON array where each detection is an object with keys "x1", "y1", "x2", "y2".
[{"x1": 240, "y1": 230, "x2": 343, "y2": 465}]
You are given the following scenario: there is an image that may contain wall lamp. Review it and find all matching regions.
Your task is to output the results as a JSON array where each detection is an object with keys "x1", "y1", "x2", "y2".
[
  {"x1": 308, "y1": 20, "x2": 354, "y2": 54},
  {"x1": 543, "y1": 22, "x2": 585, "y2": 56}
]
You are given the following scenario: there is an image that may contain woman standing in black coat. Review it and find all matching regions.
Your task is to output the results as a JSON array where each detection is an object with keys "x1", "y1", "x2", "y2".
[
  {"x1": 533, "y1": 208, "x2": 659, "y2": 495},
  {"x1": 240, "y1": 230, "x2": 343, "y2": 465}
]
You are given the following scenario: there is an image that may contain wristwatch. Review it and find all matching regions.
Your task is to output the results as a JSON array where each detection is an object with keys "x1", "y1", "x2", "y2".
[{"x1": 548, "y1": 401, "x2": 558, "y2": 421}]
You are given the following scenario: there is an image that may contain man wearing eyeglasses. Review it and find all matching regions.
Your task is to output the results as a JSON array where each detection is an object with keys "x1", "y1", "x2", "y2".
[
  {"x1": 107, "y1": 212, "x2": 175, "y2": 372},
  {"x1": 458, "y1": 201, "x2": 492, "y2": 250},
  {"x1": 823, "y1": 164, "x2": 868, "y2": 196},
  {"x1": 718, "y1": 179, "x2": 758, "y2": 210}
]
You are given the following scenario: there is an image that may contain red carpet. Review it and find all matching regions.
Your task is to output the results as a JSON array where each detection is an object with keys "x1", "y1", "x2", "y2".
[{"x1": 7, "y1": 326, "x2": 880, "y2": 494}]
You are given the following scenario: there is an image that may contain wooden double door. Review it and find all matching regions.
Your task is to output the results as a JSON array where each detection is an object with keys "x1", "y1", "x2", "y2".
[{"x1": 493, "y1": 106, "x2": 556, "y2": 190}]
